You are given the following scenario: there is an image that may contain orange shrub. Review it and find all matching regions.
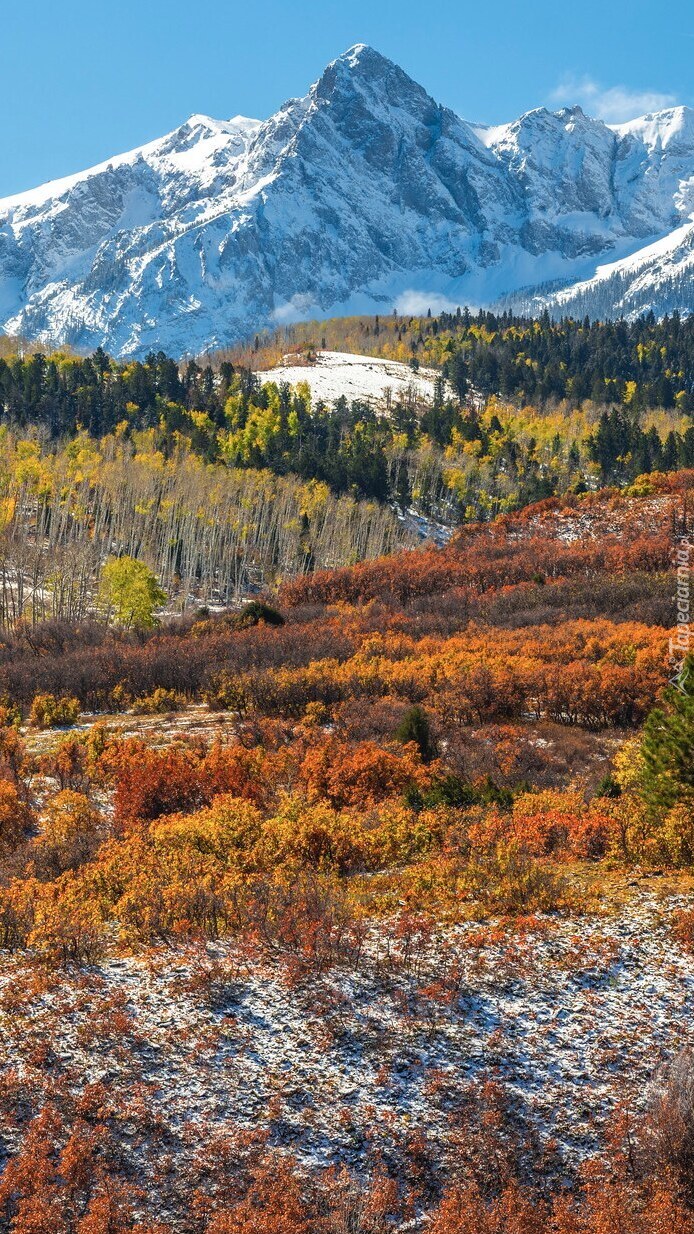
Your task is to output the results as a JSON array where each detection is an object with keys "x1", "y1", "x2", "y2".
[
  {"x1": 22, "y1": 874, "x2": 105, "y2": 966},
  {"x1": 299, "y1": 738, "x2": 433, "y2": 808},
  {"x1": 106, "y1": 742, "x2": 207, "y2": 829},
  {"x1": 151, "y1": 795, "x2": 264, "y2": 869},
  {"x1": 0, "y1": 781, "x2": 35, "y2": 856},
  {"x1": 201, "y1": 742, "x2": 286, "y2": 807},
  {"x1": 36, "y1": 790, "x2": 105, "y2": 875},
  {"x1": 256, "y1": 800, "x2": 368, "y2": 875},
  {"x1": 468, "y1": 790, "x2": 614, "y2": 859}
]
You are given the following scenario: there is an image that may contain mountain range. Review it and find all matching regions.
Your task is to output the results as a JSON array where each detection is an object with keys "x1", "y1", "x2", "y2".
[{"x1": 1, "y1": 44, "x2": 693, "y2": 357}]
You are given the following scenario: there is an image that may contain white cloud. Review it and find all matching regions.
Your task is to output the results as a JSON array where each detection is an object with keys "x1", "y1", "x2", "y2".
[
  {"x1": 548, "y1": 74, "x2": 677, "y2": 123},
  {"x1": 270, "y1": 293, "x2": 319, "y2": 324},
  {"x1": 393, "y1": 290, "x2": 462, "y2": 315}
]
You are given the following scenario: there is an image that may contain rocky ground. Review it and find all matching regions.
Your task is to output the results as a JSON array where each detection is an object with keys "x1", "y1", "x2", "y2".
[{"x1": 2, "y1": 872, "x2": 692, "y2": 1180}]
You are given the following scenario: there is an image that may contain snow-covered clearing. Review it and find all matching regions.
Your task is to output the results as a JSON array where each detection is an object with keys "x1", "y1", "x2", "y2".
[
  {"x1": 254, "y1": 351, "x2": 442, "y2": 406},
  {"x1": 3, "y1": 879, "x2": 693, "y2": 1176}
]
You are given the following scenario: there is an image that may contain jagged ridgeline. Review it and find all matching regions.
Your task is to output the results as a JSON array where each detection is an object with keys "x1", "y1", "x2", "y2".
[{"x1": 3, "y1": 45, "x2": 694, "y2": 356}]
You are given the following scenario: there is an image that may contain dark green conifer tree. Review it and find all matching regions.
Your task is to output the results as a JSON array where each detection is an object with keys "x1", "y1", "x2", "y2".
[{"x1": 641, "y1": 655, "x2": 694, "y2": 813}]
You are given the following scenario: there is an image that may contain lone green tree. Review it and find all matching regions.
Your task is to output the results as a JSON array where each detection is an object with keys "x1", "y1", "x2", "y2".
[
  {"x1": 395, "y1": 705, "x2": 438, "y2": 764},
  {"x1": 98, "y1": 556, "x2": 166, "y2": 629},
  {"x1": 641, "y1": 655, "x2": 694, "y2": 814}
]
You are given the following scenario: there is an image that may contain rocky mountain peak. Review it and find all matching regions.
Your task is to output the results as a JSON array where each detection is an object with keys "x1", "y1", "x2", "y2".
[{"x1": 0, "y1": 48, "x2": 692, "y2": 356}]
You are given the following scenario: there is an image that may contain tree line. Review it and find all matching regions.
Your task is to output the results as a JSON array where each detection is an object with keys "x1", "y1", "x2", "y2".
[
  {"x1": 231, "y1": 308, "x2": 694, "y2": 411},
  {"x1": 0, "y1": 431, "x2": 406, "y2": 628},
  {"x1": 4, "y1": 335, "x2": 694, "y2": 533}
]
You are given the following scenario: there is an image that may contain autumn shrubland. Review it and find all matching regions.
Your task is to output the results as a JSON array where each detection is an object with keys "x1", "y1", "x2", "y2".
[{"x1": 0, "y1": 467, "x2": 690, "y2": 1228}]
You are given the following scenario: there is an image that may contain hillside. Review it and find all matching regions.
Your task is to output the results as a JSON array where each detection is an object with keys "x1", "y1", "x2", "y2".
[
  {"x1": 229, "y1": 308, "x2": 694, "y2": 410},
  {"x1": 253, "y1": 350, "x2": 445, "y2": 405},
  {"x1": 0, "y1": 318, "x2": 693, "y2": 1229},
  {"x1": 0, "y1": 312, "x2": 694, "y2": 626},
  {"x1": 0, "y1": 472, "x2": 693, "y2": 1228},
  {"x1": 5, "y1": 1, "x2": 694, "y2": 1226},
  {"x1": 3, "y1": 47, "x2": 694, "y2": 355}
]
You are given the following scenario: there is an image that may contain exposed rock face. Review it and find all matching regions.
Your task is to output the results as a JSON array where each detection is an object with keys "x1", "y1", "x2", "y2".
[{"x1": 1, "y1": 45, "x2": 693, "y2": 356}]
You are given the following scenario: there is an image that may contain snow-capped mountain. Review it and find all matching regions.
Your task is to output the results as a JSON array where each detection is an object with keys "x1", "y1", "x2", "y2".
[
  {"x1": 501, "y1": 106, "x2": 694, "y2": 320},
  {"x1": 1, "y1": 45, "x2": 694, "y2": 357}
]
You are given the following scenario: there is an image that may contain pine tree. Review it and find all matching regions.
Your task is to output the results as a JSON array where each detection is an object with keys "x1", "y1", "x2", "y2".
[
  {"x1": 451, "y1": 353, "x2": 469, "y2": 402},
  {"x1": 641, "y1": 656, "x2": 694, "y2": 813},
  {"x1": 395, "y1": 705, "x2": 438, "y2": 763}
]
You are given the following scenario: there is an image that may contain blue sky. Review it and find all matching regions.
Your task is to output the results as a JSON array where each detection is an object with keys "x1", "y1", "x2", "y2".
[{"x1": 2, "y1": 0, "x2": 692, "y2": 197}]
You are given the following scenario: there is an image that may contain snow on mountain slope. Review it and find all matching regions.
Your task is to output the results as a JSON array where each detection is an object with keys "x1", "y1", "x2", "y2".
[
  {"x1": 503, "y1": 105, "x2": 694, "y2": 320},
  {"x1": 254, "y1": 350, "x2": 443, "y2": 404},
  {"x1": 1, "y1": 46, "x2": 694, "y2": 357},
  {"x1": 510, "y1": 218, "x2": 694, "y2": 320}
]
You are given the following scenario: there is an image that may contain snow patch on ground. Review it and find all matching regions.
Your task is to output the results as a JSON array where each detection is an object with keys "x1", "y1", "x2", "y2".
[
  {"x1": 254, "y1": 351, "x2": 442, "y2": 405},
  {"x1": 2, "y1": 884, "x2": 693, "y2": 1176}
]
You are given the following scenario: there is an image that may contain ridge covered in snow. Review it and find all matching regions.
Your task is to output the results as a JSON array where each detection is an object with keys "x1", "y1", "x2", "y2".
[{"x1": 1, "y1": 45, "x2": 693, "y2": 357}]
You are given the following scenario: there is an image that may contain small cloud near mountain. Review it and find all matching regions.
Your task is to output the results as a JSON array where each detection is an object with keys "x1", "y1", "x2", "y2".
[{"x1": 548, "y1": 73, "x2": 678, "y2": 123}]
